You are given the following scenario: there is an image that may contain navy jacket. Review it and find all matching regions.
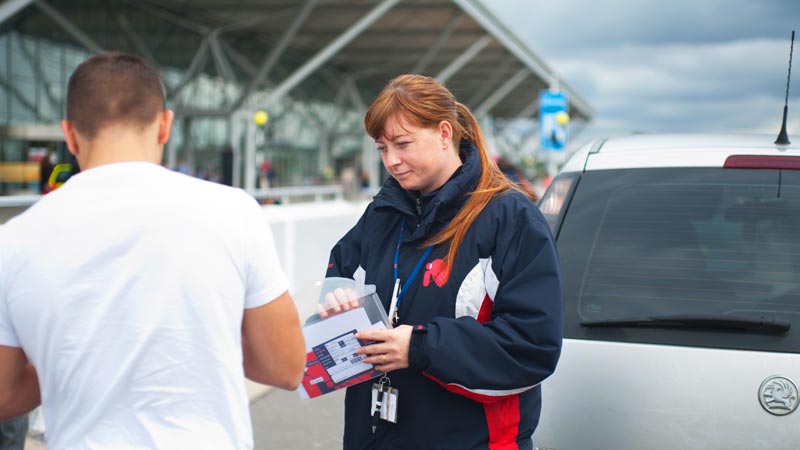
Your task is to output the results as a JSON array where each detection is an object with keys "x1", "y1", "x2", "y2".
[{"x1": 326, "y1": 143, "x2": 563, "y2": 450}]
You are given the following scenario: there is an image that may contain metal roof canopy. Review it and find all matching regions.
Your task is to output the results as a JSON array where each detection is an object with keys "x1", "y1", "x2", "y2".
[
  {"x1": 2, "y1": 0, "x2": 592, "y2": 121},
  {"x1": 2, "y1": 0, "x2": 593, "y2": 191}
]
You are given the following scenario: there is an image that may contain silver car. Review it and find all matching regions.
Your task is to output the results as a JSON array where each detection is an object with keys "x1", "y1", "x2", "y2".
[{"x1": 533, "y1": 134, "x2": 800, "y2": 450}]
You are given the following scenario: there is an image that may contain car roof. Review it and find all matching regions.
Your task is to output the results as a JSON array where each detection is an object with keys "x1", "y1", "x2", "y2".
[{"x1": 561, "y1": 133, "x2": 800, "y2": 172}]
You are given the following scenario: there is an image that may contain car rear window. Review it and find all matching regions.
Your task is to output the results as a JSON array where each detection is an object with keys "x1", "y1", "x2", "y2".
[{"x1": 557, "y1": 167, "x2": 800, "y2": 352}]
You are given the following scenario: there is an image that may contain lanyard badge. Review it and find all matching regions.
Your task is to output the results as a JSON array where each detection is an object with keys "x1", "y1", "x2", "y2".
[
  {"x1": 371, "y1": 374, "x2": 398, "y2": 432},
  {"x1": 389, "y1": 218, "x2": 433, "y2": 326},
  {"x1": 388, "y1": 278, "x2": 401, "y2": 325}
]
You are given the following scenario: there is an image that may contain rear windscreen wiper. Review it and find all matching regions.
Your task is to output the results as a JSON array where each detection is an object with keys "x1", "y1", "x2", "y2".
[{"x1": 580, "y1": 314, "x2": 790, "y2": 335}]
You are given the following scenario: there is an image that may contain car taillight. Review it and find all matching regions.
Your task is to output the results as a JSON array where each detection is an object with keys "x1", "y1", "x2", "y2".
[
  {"x1": 538, "y1": 173, "x2": 579, "y2": 234},
  {"x1": 539, "y1": 176, "x2": 574, "y2": 216},
  {"x1": 724, "y1": 155, "x2": 800, "y2": 169}
]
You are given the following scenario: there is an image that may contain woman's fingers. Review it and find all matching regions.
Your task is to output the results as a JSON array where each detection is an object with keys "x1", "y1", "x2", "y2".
[
  {"x1": 356, "y1": 326, "x2": 412, "y2": 372},
  {"x1": 332, "y1": 288, "x2": 355, "y2": 311},
  {"x1": 323, "y1": 292, "x2": 343, "y2": 314},
  {"x1": 316, "y1": 302, "x2": 330, "y2": 319},
  {"x1": 318, "y1": 288, "x2": 361, "y2": 318}
]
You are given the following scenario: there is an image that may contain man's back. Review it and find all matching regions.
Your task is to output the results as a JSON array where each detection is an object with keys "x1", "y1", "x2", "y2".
[{"x1": 0, "y1": 162, "x2": 287, "y2": 449}]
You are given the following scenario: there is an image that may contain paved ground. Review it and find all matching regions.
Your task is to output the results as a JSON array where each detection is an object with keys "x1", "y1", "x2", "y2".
[
  {"x1": 251, "y1": 388, "x2": 345, "y2": 450},
  {"x1": 23, "y1": 438, "x2": 44, "y2": 450}
]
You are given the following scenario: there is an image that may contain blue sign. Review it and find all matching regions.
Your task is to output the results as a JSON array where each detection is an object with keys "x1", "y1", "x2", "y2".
[{"x1": 540, "y1": 91, "x2": 569, "y2": 151}]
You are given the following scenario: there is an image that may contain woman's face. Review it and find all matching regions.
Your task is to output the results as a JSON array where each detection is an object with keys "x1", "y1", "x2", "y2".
[{"x1": 376, "y1": 115, "x2": 462, "y2": 193}]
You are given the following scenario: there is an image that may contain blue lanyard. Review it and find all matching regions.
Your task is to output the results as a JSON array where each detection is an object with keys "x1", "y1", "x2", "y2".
[{"x1": 393, "y1": 218, "x2": 434, "y2": 311}]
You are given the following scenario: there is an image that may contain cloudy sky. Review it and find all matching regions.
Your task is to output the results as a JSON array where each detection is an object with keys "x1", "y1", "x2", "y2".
[{"x1": 489, "y1": 0, "x2": 800, "y2": 147}]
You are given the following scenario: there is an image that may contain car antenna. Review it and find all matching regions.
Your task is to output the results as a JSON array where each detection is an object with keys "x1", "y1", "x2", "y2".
[{"x1": 775, "y1": 30, "x2": 795, "y2": 145}]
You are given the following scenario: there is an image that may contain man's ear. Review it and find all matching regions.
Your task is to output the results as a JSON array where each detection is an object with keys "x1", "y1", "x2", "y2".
[
  {"x1": 61, "y1": 120, "x2": 80, "y2": 157},
  {"x1": 438, "y1": 120, "x2": 453, "y2": 149},
  {"x1": 157, "y1": 110, "x2": 175, "y2": 145}
]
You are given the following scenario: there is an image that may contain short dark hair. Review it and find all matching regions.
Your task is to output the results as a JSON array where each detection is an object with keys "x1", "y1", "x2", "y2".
[{"x1": 66, "y1": 51, "x2": 165, "y2": 138}]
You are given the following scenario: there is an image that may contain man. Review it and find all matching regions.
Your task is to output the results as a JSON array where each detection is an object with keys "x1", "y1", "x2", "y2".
[{"x1": 0, "y1": 52, "x2": 305, "y2": 449}]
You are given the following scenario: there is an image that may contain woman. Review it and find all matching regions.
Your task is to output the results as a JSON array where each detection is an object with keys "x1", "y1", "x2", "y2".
[{"x1": 325, "y1": 74, "x2": 563, "y2": 450}]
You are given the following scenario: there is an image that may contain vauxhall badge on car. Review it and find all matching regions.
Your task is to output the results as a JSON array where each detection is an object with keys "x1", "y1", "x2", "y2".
[{"x1": 759, "y1": 375, "x2": 799, "y2": 416}]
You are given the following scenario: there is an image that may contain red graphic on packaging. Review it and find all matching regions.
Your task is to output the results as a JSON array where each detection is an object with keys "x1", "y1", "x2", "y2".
[{"x1": 299, "y1": 330, "x2": 380, "y2": 398}]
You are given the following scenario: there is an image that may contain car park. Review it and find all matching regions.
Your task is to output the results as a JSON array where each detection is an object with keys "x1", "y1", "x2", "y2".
[{"x1": 533, "y1": 134, "x2": 800, "y2": 450}]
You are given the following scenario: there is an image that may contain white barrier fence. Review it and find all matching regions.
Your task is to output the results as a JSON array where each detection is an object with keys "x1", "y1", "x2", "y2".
[{"x1": 262, "y1": 200, "x2": 368, "y2": 293}]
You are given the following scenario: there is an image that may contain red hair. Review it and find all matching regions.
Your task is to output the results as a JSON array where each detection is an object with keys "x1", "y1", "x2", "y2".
[{"x1": 365, "y1": 74, "x2": 533, "y2": 275}]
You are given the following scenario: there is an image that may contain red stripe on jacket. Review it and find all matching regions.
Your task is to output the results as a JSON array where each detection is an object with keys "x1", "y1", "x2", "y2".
[{"x1": 425, "y1": 291, "x2": 522, "y2": 448}]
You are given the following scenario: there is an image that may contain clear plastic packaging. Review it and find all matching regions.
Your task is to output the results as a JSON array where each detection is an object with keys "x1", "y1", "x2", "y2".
[{"x1": 294, "y1": 277, "x2": 391, "y2": 399}]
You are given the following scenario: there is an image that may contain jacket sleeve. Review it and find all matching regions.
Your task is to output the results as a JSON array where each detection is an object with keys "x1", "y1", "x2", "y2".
[
  {"x1": 407, "y1": 202, "x2": 563, "y2": 404},
  {"x1": 325, "y1": 208, "x2": 368, "y2": 280}
]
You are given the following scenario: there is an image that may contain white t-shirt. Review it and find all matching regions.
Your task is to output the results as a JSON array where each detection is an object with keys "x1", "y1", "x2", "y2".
[{"x1": 0, "y1": 162, "x2": 288, "y2": 449}]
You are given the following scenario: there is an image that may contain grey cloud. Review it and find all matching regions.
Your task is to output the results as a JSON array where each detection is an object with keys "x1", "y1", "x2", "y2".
[
  {"x1": 486, "y1": 1, "x2": 800, "y2": 147},
  {"x1": 493, "y1": 0, "x2": 800, "y2": 55}
]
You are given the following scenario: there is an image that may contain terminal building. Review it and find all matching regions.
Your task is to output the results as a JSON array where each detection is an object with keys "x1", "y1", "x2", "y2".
[
  {"x1": 1, "y1": 0, "x2": 592, "y2": 202},
  {"x1": 2, "y1": 5, "x2": 593, "y2": 441}
]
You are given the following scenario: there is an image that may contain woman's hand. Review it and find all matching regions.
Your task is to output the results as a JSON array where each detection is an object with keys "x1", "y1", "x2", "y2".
[
  {"x1": 356, "y1": 325, "x2": 413, "y2": 372},
  {"x1": 317, "y1": 287, "x2": 361, "y2": 319}
]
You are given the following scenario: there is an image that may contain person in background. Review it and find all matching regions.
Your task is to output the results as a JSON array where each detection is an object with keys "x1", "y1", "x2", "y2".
[
  {"x1": 496, "y1": 156, "x2": 537, "y2": 201},
  {"x1": 0, "y1": 52, "x2": 305, "y2": 449},
  {"x1": 220, "y1": 145, "x2": 234, "y2": 186},
  {"x1": 324, "y1": 74, "x2": 563, "y2": 450},
  {"x1": 38, "y1": 149, "x2": 54, "y2": 194}
]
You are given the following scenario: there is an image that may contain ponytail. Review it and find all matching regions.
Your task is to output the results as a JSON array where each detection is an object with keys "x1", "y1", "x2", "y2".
[{"x1": 423, "y1": 102, "x2": 529, "y2": 278}]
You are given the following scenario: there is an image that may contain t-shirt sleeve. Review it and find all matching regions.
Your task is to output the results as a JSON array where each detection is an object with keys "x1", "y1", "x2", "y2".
[
  {"x1": 0, "y1": 248, "x2": 20, "y2": 347},
  {"x1": 241, "y1": 197, "x2": 289, "y2": 309}
]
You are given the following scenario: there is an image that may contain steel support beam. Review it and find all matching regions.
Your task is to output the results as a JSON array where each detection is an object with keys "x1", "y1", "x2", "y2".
[
  {"x1": 362, "y1": 133, "x2": 378, "y2": 190},
  {"x1": 208, "y1": 31, "x2": 237, "y2": 83},
  {"x1": 116, "y1": 14, "x2": 156, "y2": 64},
  {"x1": 34, "y1": 0, "x2": 103, "y2": 53},
  {"x1": 289, "y1": 101, "x2": 323, "y2": 130},
  {"x1": 124, "y1": 0, "x2": 209, "y2": 35},
  {"x1": 244, "y1": 117, "x2": 256, "y2": 191},
  {"x1": 262, "y1": 0, "x2": 399, "y2": 108},
  {"x1": 230, "y1": 112, "x2": 245, "y2": 188},
  {"x1": 231, "y1": 0, "x2": 318, "y2": 111},
  {"x1": 115, "y1": 12, "x2": 175, "y2": 93},
  {"x1": 316, "y1": 84, "x2": 352, "y2": 174},
  {"x1": 518, "y1": 128, "x2": 540, "y2": 156},
  {"x1": 514, "y1": 99, "x2": 539, "y2": 121},
  {"x1": 323, "y1": 84, "x2": 350, "y2": 130},
  {"x1": 0, "y1": 75, "x2": 41, "y2": 119},
  {"x1": 183, "y1": 118, "x2": 195, "y2": 175},
  {"x1": 495, "y1": 98, "x2": 540, "y2": 139},
  {"x1": 466, "y1": 56, "x2": 515, "y2": 106},
  {"x1": 453, "y1": 0, "x2": 593, "y2": 119},
  {"x1": 0, "y1": 0, "x2": 33, "y2": 26},
  {"x1": 344, "y1": 77, "x2": 366, "y2": 112},
  {"x1": 220, "y1": 39, "x2": 256, "y2": 77},
  {"x1": 343, "y1": 76, "x2": 378, "y2": 190},
  {"x1": 435, "y1": 34, "x2": 492, "y2": 83},
  {"x1": 412, "y1": 10, "x2": 462, "y2": 74},
  {"x1": 474, "y1": 68, "x2": 529, "y2": 118},
  {"x1": 17, "y1": 36, "x2": 59, "y2": 111},
  {"x1": 171, "y1": 37, "x2": 210, "y2": 104}
]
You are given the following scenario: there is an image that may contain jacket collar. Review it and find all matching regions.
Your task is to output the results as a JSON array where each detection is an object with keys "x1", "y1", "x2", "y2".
[{"x1": 373, "y1": 141, "x2": 481, "y2": 242}]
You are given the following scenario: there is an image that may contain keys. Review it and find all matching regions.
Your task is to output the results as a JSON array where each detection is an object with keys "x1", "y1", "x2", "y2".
[{"x1": 370, "y1": 375, "x2": 399, "y2": 433}]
